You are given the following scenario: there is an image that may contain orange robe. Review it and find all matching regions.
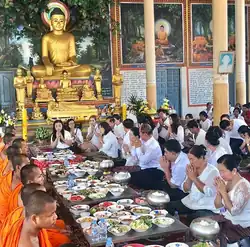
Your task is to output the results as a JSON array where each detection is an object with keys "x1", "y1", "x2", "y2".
[
  {"x1": 0, "y1": 172, "x2": 21, "y2": 226},
  {"x1": 7, "y1": 184, "x2": 23, "y2": 214},
  {"x1": 0, "y1": 218, "x2": 52, "y2": 247},
  {"x1": 0, "y1": 158, "x2": 9, "y2": 183},
  {"x1": 0, "y1": 207, "x2": 70, "y2": 247},
  {"x1": 0, "y1": 142, "x2": 4, "y2": 152}
]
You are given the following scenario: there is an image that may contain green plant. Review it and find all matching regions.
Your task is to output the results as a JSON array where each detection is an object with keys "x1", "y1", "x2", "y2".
[
  {"x1": 127, "y1": 95, "x2": 146, "y2": 116},
  {"x1": 35, "y1": 127, "x2": 51, "y2": 140}
]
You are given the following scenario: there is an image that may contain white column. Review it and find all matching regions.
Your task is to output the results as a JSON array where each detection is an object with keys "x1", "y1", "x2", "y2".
[
  {"x1": 235, "y1": 0, "x2": 246, "y2": 104},
  {"x1": 144, "y1": 0, "x2": 157, "y2": 109},
  {"x1": 212, "y1": 0, "x2": 229, "y2": 125}
]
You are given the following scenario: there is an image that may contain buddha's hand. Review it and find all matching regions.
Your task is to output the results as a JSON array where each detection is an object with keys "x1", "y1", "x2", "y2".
[
  {"x1": 56, "y1": 62, "x2": 72, "y2": 67},
  {"x1": 45, "y1": 64, "x2": 54, "y2": 76},
  {"x1": 69, "y1": 60, "x2": 77, "y2": 66}
]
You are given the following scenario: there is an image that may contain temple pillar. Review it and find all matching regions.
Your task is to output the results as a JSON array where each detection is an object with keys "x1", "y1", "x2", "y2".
[
  {"x1": 235, "y1": 0, "x2": 246, "y2": 104},
  {"x1": 144, "y1": 0, "x2": 157, "y2": 109},
  {"x1": 212, "y1": 0, "x2": 229, "y2": 125}
]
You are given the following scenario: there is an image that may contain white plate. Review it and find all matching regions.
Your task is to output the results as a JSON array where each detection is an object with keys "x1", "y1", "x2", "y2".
[
  {"x1": 131, "y1": 206, "x2": 152, "y2": 216},
  {"x1": 72, "y1": 184, "x2": 88, "y2": 191},
  {"x1": 117, "y1": 199, "x2": 134, "y2": 206},
  {"x1": 94, "y1": 211, "x2": 112, "y2": 219},
  {"x1": 165, "y1": 243, "x2": 188, "y2": 247},
  {"x1": 150, "y1": 210, "x2": 168, "y2": 217},
  {"x1": 153, "y1": 217, "x2": 175, "y2": 228}
]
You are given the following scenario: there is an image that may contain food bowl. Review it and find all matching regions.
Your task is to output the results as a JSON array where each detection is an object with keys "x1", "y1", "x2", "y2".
[
  {"x1": 130, "y1": 219, "x2": 152, "y2": 232},
  {"x1": 60, "y1": 190, "x2": 73, "y2": 200},
  {"x1": 93, "y1": 211, "x2": 112, "y2": 219},
  {"x1": 105, "y1": 183, "x2": 121, "y2": 189},
  {"x1": 137, "y1": 214, "x2": 155, "y2": 221},
  {"x1": 190, "y1": 217, "x2": 220, "y2": 242},
  {"x1": 165, "y1": 243, "x2": 188, "y2": 247},
  {"x1": 106, "y1": 218, "x2": 120, "y2": 227},
  {"x1": 109, "y1": 187, "x2": 125, "y2": 197},
  {"x1": 99, "y1": 201, "x2": 117, "y2": 208},
  {"x1": 87, "y1": 168, "x2": 98, "y2": 176},
  {"x1": 72, "y1": 169, "x2": 86, "y2": 178},
  {"x1": 119, "y1": 215, "x2": 137, "y2": 225},
  {"x1": 111, "y1": 211, "x2": 131, "y2": 219},
  {"x1": 146, "y1": 191, "x2": 170, "y2": 207},
  {"x1": 117, "y1": 199, "x2": 134, "y2": 206},
  {"x1": 107, "y1": 204, "x2": 125, "y2": 213},
  {"x1": 88, "y1": 193, "x2": 106, "y2": 200},
  {"x1": 70, "y1": 205, "x2": 90, "y2": 216},
  {"x1": 113, "y1": 172, "x2": 131, "y2": 184},
  {"x1": 100, "y1": 160, "x2": 114, "y2": 169},
  {"x1": 152, "y1": 217, "x2": 175, "y2": 228},
  {"x1": 131, "y1": 206, "x2": 152, "y2": 216},
  {"x1": 55, "y1": 185, "x2": 68, "y2": 193},
  {"x1": 76, "y1": 216, "x2": 96, "y2": 229},
  {"x1": 72, "y1": 184, "x2": 89, "y2": 192},
  {"x1": 108, "y1": 225, "x2": 131, "y2": 236},
  {"x1": 150, "y1": 210, "x2": 168, "y2": 218},
  {"x1": 70, "y1": 195, "x2": 86, "y2": 202}
]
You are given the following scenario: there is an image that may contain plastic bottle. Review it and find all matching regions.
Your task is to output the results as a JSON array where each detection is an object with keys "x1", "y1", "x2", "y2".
[
  {"x1": 174, "y1": 210, "x2": 180, "y2": 220},
  {"x1": 67, "y1": 174, "x2": 75, "y2": 189},
  {"x1": 98, "y1": 218, "x2": 107, "y2": 241},
  {"x1": 105, "y1": 237, "x2": 114, "y2": 247},
  {"x1": 91, "y1": 220, "x2": 100, "y2": 242},
  {"x1": 48, "y1": 152, "x2": 53, "y2": 161},
  {"x1": 64, "y1": 157, "x2": 70, "y2": 167}
]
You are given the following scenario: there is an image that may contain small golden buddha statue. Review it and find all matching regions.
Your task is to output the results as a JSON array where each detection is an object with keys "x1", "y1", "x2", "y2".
[
  {"x1": 14, "y1": 68, "x2": 26, "y2": 109},
  {"x1": 57, "y1": 70, "x2": 78, "y2": 101},
  {"x1": 36, "y1": 78, "x2": 54, "y2": 103},
  {"x1": 82, "y1": 82, "x2": 96, "y2": 100},
  {"x1": 156, "y1": 25, "x2": 169, "y2": 46},
  {"x1": 94, "y1": 69, "x2": 103, "y2": 100},
  {"x1": 25, "y1": 70, "x2": 34, "y2": 98},
  {"x1": 31, "y1": 8, "x2": 91, "y2": 79},
  {"x1": 112, "y1": 68, "x2": 123, "y2": 108},
  {"x1": 32, "y1": 102, "x2": 44, "y2": 120}
]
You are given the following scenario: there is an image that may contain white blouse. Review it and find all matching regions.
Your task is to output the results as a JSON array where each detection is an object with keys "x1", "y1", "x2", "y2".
[
  {"x1": 170, "y1": 126, "x2": 184, "y2": 148},
  {"x1": 206, "y1": 146, "x2": 227, "y2": 167},
  {"x1": 181, "y1": 164, "x2": 220, "y2": 212},
  {"x1": 88, "y1": 124, "x2": 101, "y2": 148},
  {"x1": 71, "y1": 128, "x2": 84, "y2": 145},
  {"x1": 200, "y1": 118, "x2": 212, "y2": 132},
  {"x1": 223, "y1": 178, "x2": 250, "y2": 228},
  {"x1": 99, "y1": 131, "x2": 119, "y2": 158},
  {"x1": 51, "y1": 130, "x2": 72, "y2": 149}
]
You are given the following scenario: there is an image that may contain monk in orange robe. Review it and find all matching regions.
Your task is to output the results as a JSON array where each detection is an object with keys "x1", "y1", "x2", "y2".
[
  {"x1": 0, "y1": 190, "x2": 54, "y2": 247},
  {"x1": 0, "y1": 154, "x2": 29, "y2": 226},
  {"x1": 12, "y1": 137, "x2": 29, "y2": 155}
]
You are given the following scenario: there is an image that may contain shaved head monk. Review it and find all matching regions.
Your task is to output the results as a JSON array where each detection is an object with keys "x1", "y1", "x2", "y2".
[
  {"x1": 12, "y1": 138, "x2": 29, "y2": 155},
  {"x1": 0, "y1": 154, "x2": 29, "y2": 226},
  {"x1": 0, "y1": 133, "x2": 15, "y2": 158},
  {"x1": 0, "y1": 190, "x2": 56, "y2": 247},
  {"x1": 8, "y1": 164, "x2": 45, "y2": 214}
]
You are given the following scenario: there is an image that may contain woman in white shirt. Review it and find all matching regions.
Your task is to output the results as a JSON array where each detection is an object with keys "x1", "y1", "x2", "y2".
[
  {"x1": 66, "y1": 119, "x2": 84, "y2": 147},
  {"x1": 231, "y1": 107, "x2": 245, "y2": 120},
  {"x1": 168, "y1": 114, "x2": 184, "y2": 148},
  {"x1": 166, "y1": 145, "x2": 220, "y2": 221},
  {"x1": 205, "y1": 130, "x2": 227, "y2": 167},
  {"x1": 51, "y1": 120, "x2": 72, "y2": 149},
  {"x1": 199, "y1": 111, "x2": 212, "y2": 132},
  {"x1": 214, "y1": 154, "x2": 250, "y2": 245},
  {"x1": 98, "y1": 122, "x2": 119, "y2": 158}
]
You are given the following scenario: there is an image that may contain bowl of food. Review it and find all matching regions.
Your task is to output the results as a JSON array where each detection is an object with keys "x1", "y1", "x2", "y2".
[
  {"x1": 106, "y1": 218, "x2": 120, "y2": 227},
  {"x1": 94, "y1": 187, "x2": 109, "y2": 195},
  {"x1": 70, "y1": 195, "x2": 86, "y2": 202},
  {"x1": 107, "y1": 204, "x2": 125, "y2": 213},
  {"x1": 137, "y1": 214, "x2": 155, "y2": 221},
  {"x1": 99, "y1": 201, "x2": 117, "y2": 208},
  {"x1": 76, "y1": 216, "x2": 96, "y2": 229},
  {"x1": 130, "y1": 219, "x2": 152, "y2": 232},
  {"x1": 72, "y1": 184, "x2": 89, "y2": 192},
  {"x1": 72, "y1": 169, "x2": 86, "y2": 178},
  {"x1": 88, "y1": 193, "x2": 106, "y2": 200},
  {"x1": 55, "y1": 185, "x2": 68, "y2": 193},
  {"x1": 51, "y1": 169, "x2": 67, "y2": 178},
  {"x1": 111, "y1": 211, "x2": 131, "y2": 219},
  {"x1": 60, "y1": 190, "x2": 73, "y2": 200},
  {"x1": 105, "y1": 183, "x2": 121, "y2": 190},
  {"x1": 117, "y1": 199, "x2": 134, "y2": 206},
  {"x1": 87, "y1": 168, "x2": 98, "y2": 176},
  {"x1": 135, "y1": 197, "x2": 148, "y2": 206},
  {"x1": 113, "y1": 172, "x2": 131, "y2": 184},
  {"x1": 153, "y1": 217, "x2": 175, "y2": 228},
  {"x1": 93, "y1": 211, "x2": 112, "y2": 219},
  {"x1": 165, "y1": 243, "x2": 188, "y2": 247},
  {"x1": 131, "y1": 206, "x2": 152, "y2": 216},
  {"x1": 146, "y1": 191, "x2": 170, "y2": 207},
  {"x1": 150, "y1": 210, "x2": 168, "y2": 218},
  {"x1": 70, "y1": 205, "x2": 90, "y2": 216},
  {"x1": 74, "y1": 178, "x2": 88, "y2": 184},
  {"x1": 100, "y1": 160, "x2": 114, "y2": 169},
  {"x1": 119, "y1": 215, "x2": 137, "y2": 225},
  {"x1": 108, "y1": 225, "x2": 131, "y2": 236},
  {"x1": 109, "y1": 187, "x2": 125, "y2": 197}
]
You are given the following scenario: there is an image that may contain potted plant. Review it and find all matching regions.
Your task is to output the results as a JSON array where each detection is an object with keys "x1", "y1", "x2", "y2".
[{"x1": 35, "y1": 127, "x2": 51, "y2": 145}]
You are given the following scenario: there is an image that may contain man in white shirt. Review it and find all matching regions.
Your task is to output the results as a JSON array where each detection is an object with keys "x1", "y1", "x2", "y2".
[
  {"x1": 160, "y1": 139, "x2": 189, "y2": 201},
  {"x1": 130, "y1": 123, "x2": 164, "y2": 190},
  {"x1": 187, "y1": 120, "x2": 206, "y2": 146},
  {"x1": 220, "y1": 118, "x2": 247, "y2": 154},
  {"x1": 199, "y1": 111, "x2": 212, "y2": 132},
  {"x1": 113, "y1": 114, "x2": 125, "y2": 144}
]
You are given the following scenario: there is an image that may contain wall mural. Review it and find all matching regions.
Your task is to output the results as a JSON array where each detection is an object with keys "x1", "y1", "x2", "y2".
[
  {"x1": 120, "y1": 3, "x2": 184, "y2": 65},
  {"x1": 191, "y1": 4, "x2": 248, "y2": 64}
]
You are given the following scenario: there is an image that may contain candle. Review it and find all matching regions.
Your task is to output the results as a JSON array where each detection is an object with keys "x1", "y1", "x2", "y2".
[
  {"x1": 22, "y1": 108, "x2": 28, "y2": 141},
  {"x1": 122, "y1": 103, "x2": 127, "y2": 120}
]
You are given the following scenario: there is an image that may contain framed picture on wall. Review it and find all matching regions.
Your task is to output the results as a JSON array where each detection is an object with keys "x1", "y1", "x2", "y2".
[{"x1": 218, "y1": 51, "x2": 235, "y2": 74}]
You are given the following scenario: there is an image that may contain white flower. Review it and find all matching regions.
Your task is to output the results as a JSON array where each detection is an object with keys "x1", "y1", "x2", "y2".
[{"x1": 1, "y1": 110, "x2": 4, "y2": 114}]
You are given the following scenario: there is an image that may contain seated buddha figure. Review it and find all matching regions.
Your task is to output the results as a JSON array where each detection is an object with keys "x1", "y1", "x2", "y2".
[
  {"x1": 57, "y1": 70, "x2": 78, "y2": 101},
  {"x1": 31, "y1": 8, "x2": 91, "y2": 79},
  {"x1": 156, "y1": 25, "x2": 169, "y2": 46},
  {"x1": 36, "y1": 78, "x2": 54, "y2": 102}
]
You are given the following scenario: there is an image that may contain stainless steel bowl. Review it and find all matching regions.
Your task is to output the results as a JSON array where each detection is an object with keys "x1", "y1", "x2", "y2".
[
  {"x1": 190, "y1": 217, "x2": 220, "y2": 242},
  {"x1": 113, "y1": 172, "x2": 131, "y2": 184},
  {"x1": 146, "y1": 190, "x2": 170, "y2": 207},
  {"x1": 100, "y1": 160, "x2": 114, "y2": 169}
]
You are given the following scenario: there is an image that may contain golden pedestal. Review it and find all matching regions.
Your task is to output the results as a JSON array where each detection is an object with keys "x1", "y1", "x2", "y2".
[
  {"x1": 36, "y1": 89, "x2": 54, "y2": 103},
  {"x1": 56, "y1": 89, "x2": 79, "y2": 102}
]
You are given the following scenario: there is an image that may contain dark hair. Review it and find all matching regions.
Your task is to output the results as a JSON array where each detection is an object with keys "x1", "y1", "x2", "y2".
[
  {"x1": 189, "y1": 145, "x2": 207, "y2": 159},
  {"x1": 185, "y1": 113, "x2": 193, "y2": 119},
  {"x1": 51, "y1": 8, "x2": 65, "y2": 16},
  {"x1": 207, "y1": 102, "x2": 212, "y2": 106},
  {"x1": 207, "y1": 126, "x2": 223, "y2": 138},
  {"x1": 89, "y1": 115, "x2": 97, "y2": 121},
  {"x1": 140, "y1": 123, "x2": 153, "y2": 135},
  {"x1": 199, "y1": 111, "x2": 208, "y2": 118},
  {"x1": 137, "y1": 113, "x2": 155, "y2": 130},
  {"x1": 25, "y1": 191, "x2": 55, "y2": 218},
  {"x1": 12, "y1": 138, "x2": 25, "y2": 149},
  {"x1": 131, "y1": 127, "x2": 140, "y2": 137},
  {"x1": 21, "y1": 164, "x2": 40, "y2": 185},
  {"x1": 99, "y1": 122, "x2": 112, "y2": 135},
  {"x1": 238, "y1": 125, "x2": 250, "y2": 135},
  {"x1": 113, "y1": 114, "x2": 121, "y2": 121},
  {"x1": 123, "y1": 119, "x2": 134, "y2": 129},
  {"x1": 243, "y1": 104, "x2": 250, "y2": 109},
  {"x1": 164, "y1": 139, "x2": 181, "y2": 153},
  {"x1": 106, "y1": 116, "x2": 115, "y2": 123},
  {"x1": 170, "y1": 113, "x2": 181, "y2": 134},
  {"x1": 21, "y1": 183, "x2": 45, "y2": 206},
  {"x1": 3, "y1": 133, "x2": 14, "y2": 145},
  {"x1": 205, "y1": 131, "x2": 220, "y2": 146},
  {"x1": 220, "y1": 114, "x2": 230, "y2": 121},
  {"x1": 220, "y1": 120, "x2": 230, "y2": 130},
  {"x1": 5, "y1": 126, "x2": 15, "y2": 134},
  {"x1": 157, "y1": 108, "x2": 169, "y2": 115},
  {"x1": 12, "y1": 154, "x2": 29, "y2": 171},
  {"x1": 187, "y1": 119, "x2": 199, "y2": 129},
  {"x1": 6, "y1": 146, "x2": 20, "y2": 160},
  {"x1": 52, "y1": 120, "x2": 65, "y2": 142},
  {"x1": 233, "y1": 107, "x2": 241, "y2": 114},
  {"x1": 66, "y1": 119, "x2": 75, "y2": 129},
  {"x1": 217, "y1": 154, "x2": 238, "y2": 171}
]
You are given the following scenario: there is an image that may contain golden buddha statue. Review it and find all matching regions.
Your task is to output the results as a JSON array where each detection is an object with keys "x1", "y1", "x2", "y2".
[
  {"x1": 112, "y1": 68, "x2": 123, "y2": 108},
  {"x1": 57, "y1": 70, "x2": 78, "y2": 101},
  {"x1": 156, "y1": 25, "x2": 169, "y2": 46},
  {"x1": 31, "y1": 8, "x2": 91, "y2": 79},
  {"x1": 25, "y1": 70, "x2": 34, "y2": 98},
  {"x1": 82, "y1": 82, "x2": 96, "y2": 100},
  {"x1": 36, "y1": 78, "x2": 54, "y2": 103},
  {"x1": 32, "y1": 102, "x2": 44, "y2": 120},
  {"x1": 14, "y1": 68, "x2": 26, "y2": 109},
  {"x1": 94, "y1": 69, "x2": 103, "y2": 100}
]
